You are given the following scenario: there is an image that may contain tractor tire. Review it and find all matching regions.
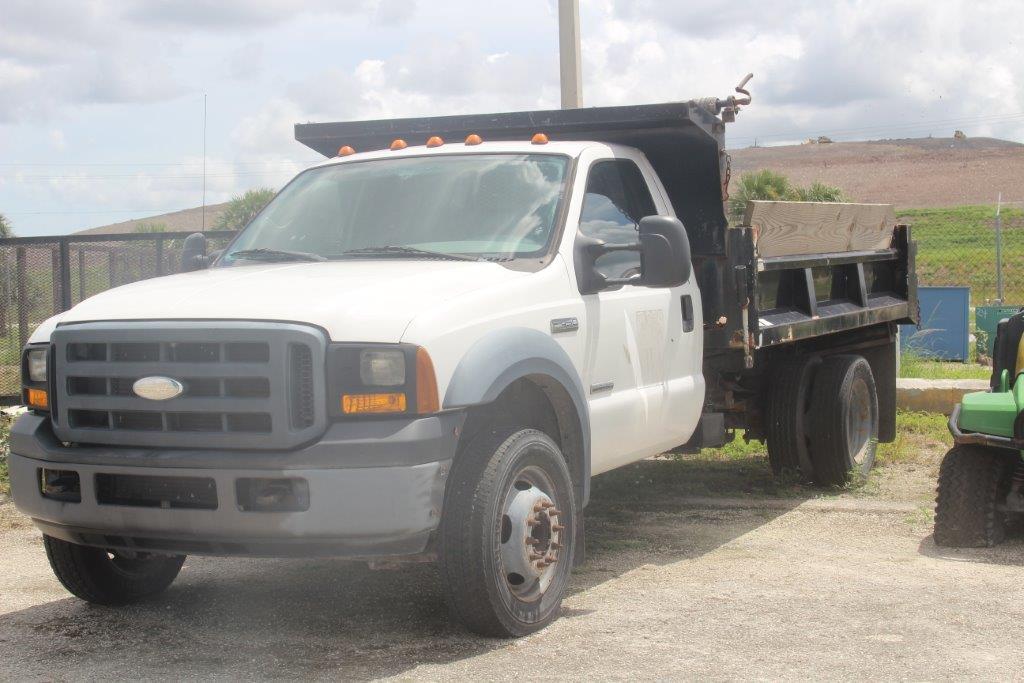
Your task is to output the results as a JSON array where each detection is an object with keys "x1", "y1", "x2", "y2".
[
  {"x1": 439, "y1": 426, "x2": 576, "y2": 638},
  {"x1": 765, "y1": 354, "x2": 822, "y2": 479},
  {"x1": 934, "y1": 445, "x2": 1016, "y2": 547},
  {"x1": 43, "y1": 535, "x2": 185, "y2": 605},
  {"x1": 807, "y1": 355, "x2": 879, "y2": 486}
]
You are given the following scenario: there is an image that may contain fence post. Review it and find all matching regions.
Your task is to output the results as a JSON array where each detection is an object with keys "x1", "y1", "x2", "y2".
[
  {"x1": 50, "y1": 246, "x2": 60, "y2": 315},
  {"x1": 995, "y1": 194, "x2": 1004, "y2": 303},
  {"x1": 78, "y1": 248, "x2": 85, "y2": 303},
  {"x1": 156, "y1": 237, "x2": 165, "y2": 276},
  {"x1": 59, "y1": 238, "x2": 72, "y2": 311},
  {"x1": 16, "y1": 247, "x2": 27, "y2": 350}
]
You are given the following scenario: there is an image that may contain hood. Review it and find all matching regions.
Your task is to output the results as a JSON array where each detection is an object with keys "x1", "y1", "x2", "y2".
[{"x1": 53, "y1": 260, "x2": 528, "y2": 342}]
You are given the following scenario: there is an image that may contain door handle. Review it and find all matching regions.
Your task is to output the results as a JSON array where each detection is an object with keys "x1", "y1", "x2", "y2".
[{"x1": 681, "y1": 295, "x2": 694, "y2": 333}]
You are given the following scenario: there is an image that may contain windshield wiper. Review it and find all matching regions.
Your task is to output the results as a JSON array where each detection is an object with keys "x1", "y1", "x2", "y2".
[
  {"x1": 335, "y1": 246, "x2": 482, "y2": 262},
  {"x1": 230, "y1": 248, "x2": 326, "y2": 263}
]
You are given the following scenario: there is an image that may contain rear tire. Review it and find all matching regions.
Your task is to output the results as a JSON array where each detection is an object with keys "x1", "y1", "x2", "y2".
[
  {"x1": 440, "y1": 427, "x2": 576, "y2": 637},
  {"x1": 807, "y1": 355, "x2": 879, "y2": 486},
  {"x1": 765, "y1": 354, "x2": 821, "y2": 479},
  {"x1": 43, "y1": 535, "x2": 185, "y2": 605},
  {"x1": 934, "y1": 445, "x2": 1016, "y2": 547}
]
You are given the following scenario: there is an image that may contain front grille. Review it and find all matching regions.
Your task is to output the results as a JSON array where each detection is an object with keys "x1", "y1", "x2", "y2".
[
  {"x1": 290, "y1": 344, "x2": 315, "y2": 429},
  {"x1": 51, "y1": 322, "x2": 326, "y2": 450},
  {"x1": 95, "y1": 473, "x2": 218, "y2": 510}
]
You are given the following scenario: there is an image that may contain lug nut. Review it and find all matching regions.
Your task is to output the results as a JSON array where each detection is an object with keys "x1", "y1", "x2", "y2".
[
  {"x1": 529, "y1": 552, "x2": 543, "y2": 560},
  {"x1": 527, "y1": 515, "x2": 539, "y2": 527},
  {"x1": 526, "y1": 538, "x2": 540, "y2": 546},
  {"x1": 551, "y1": 541, "x2": 561, "y2": 550},
  {"x1": 549, "y1": 508, "x2": 562, "y2": 516},
  {"x1": 552, "y1": 524, "x2": 565, "y2": 532},
  {"x1": 541, "y1": 500, "x2": 554, "y2": 508},
  {"x1": 533, "y1": 502, "x2": 546, "y2": 513}
]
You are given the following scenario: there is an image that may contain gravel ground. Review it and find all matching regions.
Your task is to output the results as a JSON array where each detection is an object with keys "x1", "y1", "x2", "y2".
[{"x1": 2, "y1": 455, "x2": 1024, "y2": 681}]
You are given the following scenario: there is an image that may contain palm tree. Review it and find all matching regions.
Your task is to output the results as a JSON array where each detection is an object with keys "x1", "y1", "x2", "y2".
[
  {"x1": 215, "y1": 188, "x2": 277, "y2": 231},
  {"x1": 729, "y1": 171, "x2": 844, "y2": 224}
]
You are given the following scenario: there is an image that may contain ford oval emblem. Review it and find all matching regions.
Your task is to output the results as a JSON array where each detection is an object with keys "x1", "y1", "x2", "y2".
[{"x1": 133, "y1": 376, "x2": 184, "y2": 401}]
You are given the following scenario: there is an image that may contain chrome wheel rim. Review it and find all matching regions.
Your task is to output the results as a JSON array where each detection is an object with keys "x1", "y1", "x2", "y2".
[
  {"x1": 847, "y1": 377, "x2": 874, "y2": 465},
  {"x1": 498, "y1": 465, "x2": 565, "y2": 602}
]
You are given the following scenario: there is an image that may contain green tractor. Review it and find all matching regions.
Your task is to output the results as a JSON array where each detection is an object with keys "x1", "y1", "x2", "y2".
[{"x1": 936, "y1": 311, "x2": 1024, "y2": 547}]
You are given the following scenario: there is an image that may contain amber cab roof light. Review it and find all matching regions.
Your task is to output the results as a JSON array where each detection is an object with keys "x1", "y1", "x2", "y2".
[
  {"x1": 337, "y1": 145, "x2": 356, "y2": 157},
  {"x1": 464, "y1": 134, "x2": 483, "y2": 145},
  {"x1": 390, "y1": 139, "x2": 408, "y2": 151},
  {"x1": 531, "y1": 133, "x2": 549, "y2": 145}
]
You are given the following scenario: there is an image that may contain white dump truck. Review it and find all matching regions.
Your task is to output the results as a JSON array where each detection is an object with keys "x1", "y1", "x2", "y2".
[{"x1": 9, "y1": 87, "x2": 916, "y2": 636}]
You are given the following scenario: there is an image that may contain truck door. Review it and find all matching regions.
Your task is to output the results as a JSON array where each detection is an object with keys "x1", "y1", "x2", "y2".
[{"x1": 578, "y1": 154, "x2": 704, "y2": 474}]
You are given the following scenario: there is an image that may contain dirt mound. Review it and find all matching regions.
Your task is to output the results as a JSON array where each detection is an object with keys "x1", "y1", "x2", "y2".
[{"x1": 729, "y1": 137, "x2": 1023, "y2": 208}]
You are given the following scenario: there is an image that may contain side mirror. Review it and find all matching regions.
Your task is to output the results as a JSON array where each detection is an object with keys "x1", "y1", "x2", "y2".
[
  {"x1": 638, "y1": 215, "x2": 691, "y2": 288},
  {"x1": 574, "y1": 215, "x2": 691, "y2": 294},
  {"x1": 180, "y1": 233, "x2": 209, "y2": 272}
]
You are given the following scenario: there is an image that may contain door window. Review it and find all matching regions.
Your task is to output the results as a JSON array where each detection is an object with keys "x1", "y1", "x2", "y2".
[{"x1": 578, "y1": 160, "x2": 658, "y2": 279}]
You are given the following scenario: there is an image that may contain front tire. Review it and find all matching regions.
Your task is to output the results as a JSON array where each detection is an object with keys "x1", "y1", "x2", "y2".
[
  {"x1": 440, "y1": 427, "x2": 576, "y2": 637},
  {"x1": 43, "y1": 535, "x2": 185, "y2": 605},
  {"x1": 934, "y1": 445, "x2": 1016, "y2": 547}
]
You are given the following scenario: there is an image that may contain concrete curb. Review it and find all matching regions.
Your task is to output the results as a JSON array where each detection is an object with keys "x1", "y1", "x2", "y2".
[{"x1": 896, "y1": 378, "x2": 988, "y2": 414}]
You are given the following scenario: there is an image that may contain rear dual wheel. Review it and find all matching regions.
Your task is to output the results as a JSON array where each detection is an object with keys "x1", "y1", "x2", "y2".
[{"x1": 766, "y1": 354, "x2": 879, "y2": 486}]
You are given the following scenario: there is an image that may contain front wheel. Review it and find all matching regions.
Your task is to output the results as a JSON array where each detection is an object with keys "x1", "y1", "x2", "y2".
[
  {"x1": 934, "y1": 445, "x2": 1017, "y2": 547},
  {"x1": 440, "y1": 427, "x2": 576, "y2": 637},
  {"x1": 43, "y1": 535, "x2": 185, "y2": 605}
]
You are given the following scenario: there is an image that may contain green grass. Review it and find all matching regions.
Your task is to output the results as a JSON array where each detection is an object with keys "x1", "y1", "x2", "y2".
[
  {"x1": 876, "y1": 410, "x2": 950, "y2": 466},
  {"x1": 899, "y1": 356, "x2": 990, "y2": 380},
  {"x1": 900, "y1": 204, "x2": 1024, "y2": 304}
]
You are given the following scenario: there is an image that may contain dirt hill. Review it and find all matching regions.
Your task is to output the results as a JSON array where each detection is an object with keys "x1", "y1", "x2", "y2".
[
  {"x1": 75, "y1": 136, "x2": 1023, "y2": 235},
  {"x1": 729, "y1": 137, "x2": 1024, "y2": 208},
  {"x1": 77, "y1": 202, "x2": 230, "y2": 235}
]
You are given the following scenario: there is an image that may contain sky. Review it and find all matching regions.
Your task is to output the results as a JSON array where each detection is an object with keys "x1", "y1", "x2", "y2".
[{"x1": 0, "y1": 0, "x2": 1021, "y2": 237}]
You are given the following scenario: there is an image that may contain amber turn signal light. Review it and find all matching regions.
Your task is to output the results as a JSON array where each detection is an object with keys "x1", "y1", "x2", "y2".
[
  {"x1": 415, "y1": 347, "x2": 439, "y2": 414},
  {"x1": 342, "y1": 392, "x2": 406, "y2": 414},
  {"x1": 26, "y1": 387, "x2": 48, "y2": 410}
]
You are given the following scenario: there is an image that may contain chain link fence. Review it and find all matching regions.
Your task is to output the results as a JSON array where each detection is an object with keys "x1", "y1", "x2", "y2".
[
  {"x1": 900, "y1": 200, "x2": 1024, "y2": 305},
  {"x1": 0, "y1": 231, "x2": 236, "y2": 402}
]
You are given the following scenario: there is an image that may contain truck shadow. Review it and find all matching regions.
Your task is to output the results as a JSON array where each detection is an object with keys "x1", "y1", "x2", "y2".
[
  {"x1": 916, "y1": 532, "x2": 1024, "y2": 568},
  {"x1": 0, "y1": 456, "x2": 817, "y2": 680}
]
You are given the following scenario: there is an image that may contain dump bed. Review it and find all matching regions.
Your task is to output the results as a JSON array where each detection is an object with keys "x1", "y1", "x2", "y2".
[{"x1": 295, "y1": 101, "x2": 917, "y2": 366}]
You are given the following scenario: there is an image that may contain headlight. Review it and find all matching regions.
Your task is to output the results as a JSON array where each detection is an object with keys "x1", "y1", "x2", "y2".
[
  {"x1": 27, "y1": 348, "x2": 48, "y2": 383},
  {"x1": 22, "y1": 345, "x2": 50, "y2": 412},
  {"x1": 359, "y1": 349, "x2": 406, "y2": 386},
  {"x1": 327, "y1": 344, "x2": 438, "y2": 417}
]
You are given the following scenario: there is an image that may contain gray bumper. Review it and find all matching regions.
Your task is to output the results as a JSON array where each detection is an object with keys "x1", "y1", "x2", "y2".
[{"x1": 8, "y1": 412, "x2": 463, "y2": 559}]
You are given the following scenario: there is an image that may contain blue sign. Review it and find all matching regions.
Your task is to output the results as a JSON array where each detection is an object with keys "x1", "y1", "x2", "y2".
[{"x1": 900, "y1": 286, "x2": 970, "y2": 361}]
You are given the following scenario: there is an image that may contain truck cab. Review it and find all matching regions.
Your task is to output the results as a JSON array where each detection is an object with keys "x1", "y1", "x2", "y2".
[{"x1": 9, "y1": 97, "x2": 915, "y2": 638}]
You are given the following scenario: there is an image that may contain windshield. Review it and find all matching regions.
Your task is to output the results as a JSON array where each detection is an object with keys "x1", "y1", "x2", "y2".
[{"x1": 220, "y1": 153, "x2": 570, "y2": 264}]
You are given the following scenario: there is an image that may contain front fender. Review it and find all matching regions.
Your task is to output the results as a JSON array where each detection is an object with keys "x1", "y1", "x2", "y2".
[{"x1": 443, "y1": 327, "x2": 590, "y2": 503}]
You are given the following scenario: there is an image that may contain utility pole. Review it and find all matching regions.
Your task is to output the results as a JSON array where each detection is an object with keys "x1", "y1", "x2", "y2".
[
  {"x1": 202, "y1": 93, "x2": 207, "y2": 231},
  {"x1": 558, "y1": 0, "x2": 582, "y2": 109}
]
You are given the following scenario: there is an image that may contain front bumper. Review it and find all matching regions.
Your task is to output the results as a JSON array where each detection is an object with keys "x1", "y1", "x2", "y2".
[{"x1": 8, "y1": 412, "x2": 463, "y2": 559}]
